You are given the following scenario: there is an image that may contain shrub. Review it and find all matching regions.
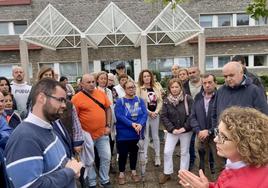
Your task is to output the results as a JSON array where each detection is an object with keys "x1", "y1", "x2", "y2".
[{"x1": 216, "y1": 77, "x2": 225, "y2": 85}]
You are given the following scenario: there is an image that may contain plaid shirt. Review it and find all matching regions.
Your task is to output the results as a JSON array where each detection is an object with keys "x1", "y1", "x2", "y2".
[{"x1": 72, "y1": 106, "x2": 84, "y2": 147}]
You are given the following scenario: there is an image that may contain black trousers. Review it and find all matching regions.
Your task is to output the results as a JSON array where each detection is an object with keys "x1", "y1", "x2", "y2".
[{"x1": 117, "y1": 140, "x2": 139, "y2": 172}]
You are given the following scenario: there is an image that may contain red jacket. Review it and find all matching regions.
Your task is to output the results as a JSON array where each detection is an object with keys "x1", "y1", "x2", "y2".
[{"x1": 209, "y1": 166, "x2": 268, "y2": 188}]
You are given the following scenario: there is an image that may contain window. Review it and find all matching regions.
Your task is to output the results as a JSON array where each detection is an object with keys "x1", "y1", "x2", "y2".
[
  {"x1": 218, "y1": 14, "x2": 232, "y2": 27},
  {"x1": 0, "y1": 22, "x2": 9, "y2": 35},
  {"x1": 254, "y1": 55, "x2": 268, "y2": 66},
  {"x1": 0, "y1": 20, "x2": 27, "y2": 35},
  {"x1": 149, "y1": 58, "x2": 192, "y2": 78},
  {"x1": 200, "y1": 15, "x2": 213, "y2": 27},
  {"x1": 218, "y1": 56, "x2": 231, "y2": 68},
  {"x1": 177, "y1": 57, "x2": 193, "y2": 68},
  {"x1": 39, "y1": 62, "x2": 94, "y2": 82},
  {"x1": 59, "y1": 62, "x2": 82, "y2": 82},
  {"x1": 14, "y1": 21, "x2": 27, "y2": 34},
  {"x1": 0, "y1": 64, "x2": 32, "y2": 79},
  {"x1": 205, "y1": 56, "x2": 214, "y2": 69},
  {"x1": 237, "y1": 14, "x2": 249, "y2": 26},
  {"x1": 0, "y1": 64, "x2": 13, "y2": 78},
  {"x1": 243, "y1": 56, "x2": 249, "y2": 67},
  {"x1": 149, "y1": 58, "x2": 174, "y2": 78},
  {"x1": 101, "y1": 60, "x2": 134, "y2": 79}
]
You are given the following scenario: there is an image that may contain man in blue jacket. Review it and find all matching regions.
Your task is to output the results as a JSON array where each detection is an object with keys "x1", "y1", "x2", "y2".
[
  {"x1": 190, "y1": 74, "x2": 224, "y2": 178},
  {"x1": 212, "y1": 61, "x2": 268, "y2": 129}
]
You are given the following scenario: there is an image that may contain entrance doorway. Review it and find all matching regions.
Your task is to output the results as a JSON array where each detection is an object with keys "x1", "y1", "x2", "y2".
[{"x1": 101, "y1": 60, "x2": 134, "y2": 79}]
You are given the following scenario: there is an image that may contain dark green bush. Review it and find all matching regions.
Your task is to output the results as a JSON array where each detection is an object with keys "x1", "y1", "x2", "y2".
[
  {"x1": 260, "y1": 75, "x2": 268, "y2": 88},
  {"x1": 160, "y1": 76, "x2": 170, "y2": 89},
  {"x1": 216, "y1": 77, "x2": 225, "y2": 85}
]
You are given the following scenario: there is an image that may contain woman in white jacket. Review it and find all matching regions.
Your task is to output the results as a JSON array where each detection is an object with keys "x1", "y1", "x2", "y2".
[{"x1": 136, "y1": 69, "x2": 163, "y2": 166}]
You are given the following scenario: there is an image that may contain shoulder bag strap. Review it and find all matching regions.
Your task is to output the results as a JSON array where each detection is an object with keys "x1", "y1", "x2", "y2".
[
  {"x1": 82, "y1": 90, "x2": 105, "y2": 111},
  {"x1": 184, "y1": 94, "x2": 189, "y2": 116}
]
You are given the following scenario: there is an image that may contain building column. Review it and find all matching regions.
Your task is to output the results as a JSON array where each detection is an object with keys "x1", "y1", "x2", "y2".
[
  {"x1": 134, "y1": 59, "x2": 141, "y2": 82},
  {"x1": 198, "y1": 29, "x2": 206, "y2": 74},
  {"x1": 93, "y1": 60, "x2": 101, "y2": 73},
  {"x1": 81, "y1": 36, "x2": 89, "y2": 74},
  {"x1": 140, "y1": 32, "x2": 148, "y2": 70},
  {"x1": 19, "y1": 40, "x2": 30, "y2": 83}
]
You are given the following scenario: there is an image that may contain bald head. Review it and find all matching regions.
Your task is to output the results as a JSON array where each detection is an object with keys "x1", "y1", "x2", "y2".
[
  {"x1": 222, "y1": 61, "x2": 244, "y2": 88},
  {"x1": 12, "y1": 66, "x2": 25, "y2": 84},
  {"x1": 171, "y1": 64, "x2": 180, "y2": 77},
  {"x1": 223, "y1": 61, "x2": 243, "y2": 73},
  {"x1": 81, "y1": 74, "x2": 96, "y2": 93}
]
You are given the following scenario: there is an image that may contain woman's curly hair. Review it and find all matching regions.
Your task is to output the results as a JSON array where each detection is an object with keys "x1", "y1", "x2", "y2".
[{"x1": 219, "y1": 106, "x2": 268, "y2": 167}]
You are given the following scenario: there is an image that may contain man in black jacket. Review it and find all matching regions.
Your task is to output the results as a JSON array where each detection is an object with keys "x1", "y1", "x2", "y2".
[
  {"x1": 231, "y1": 55, "x2": 266, "y2": 97},
  {"x1": 212, "y1": 61, "x2": 268, "y2": 129},
  {"x1": 190, "y1": 74, "x2": 224, "y2": 178}
]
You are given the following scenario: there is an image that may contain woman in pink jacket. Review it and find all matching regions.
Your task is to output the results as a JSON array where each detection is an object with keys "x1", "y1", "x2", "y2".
[{"x1": 179, "y1": 106, "x2": 268, "y2": 188}]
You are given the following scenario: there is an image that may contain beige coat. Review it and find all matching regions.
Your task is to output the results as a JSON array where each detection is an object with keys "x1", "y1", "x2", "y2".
[{"x1": 136, "y1": 84, "x2": 163, "y2": 114}]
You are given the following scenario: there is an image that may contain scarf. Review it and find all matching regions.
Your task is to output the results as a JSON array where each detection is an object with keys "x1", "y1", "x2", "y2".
[{"x1": 167, "y1": 91, "x2": 184, "y2": 106}]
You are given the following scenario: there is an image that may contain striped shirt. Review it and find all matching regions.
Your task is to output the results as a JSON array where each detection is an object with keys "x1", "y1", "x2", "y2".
[{"x1": 4, "y1": 113, "x2": 75, "y2": 188}]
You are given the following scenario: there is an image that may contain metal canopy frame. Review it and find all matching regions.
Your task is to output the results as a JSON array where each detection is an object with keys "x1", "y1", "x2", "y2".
[
  {"x1": 84, "y1": 2, "x2": 142, "y2": 48},
  {"x1": 20, "y1": 2, "x2": 202, "y2": 50},
  {"x1": 20, "y1": 4, "x2": 83, "y2": 50},
  {"x1": 145, "y1": 2, "x2": 202, "y2": 46}
]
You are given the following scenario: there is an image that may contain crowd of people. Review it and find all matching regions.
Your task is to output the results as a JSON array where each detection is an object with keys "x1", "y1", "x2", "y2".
[{"x1": 0, "y1": 55, "x2": 268, "y2": 188}]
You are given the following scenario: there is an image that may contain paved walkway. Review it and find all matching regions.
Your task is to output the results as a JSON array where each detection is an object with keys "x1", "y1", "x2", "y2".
[{"x1": 107, "y1": 142, "x2": 188, "y2": 188}]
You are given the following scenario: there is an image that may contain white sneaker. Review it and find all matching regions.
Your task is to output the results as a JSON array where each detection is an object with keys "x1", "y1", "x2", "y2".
[{"x1": 155, "y1": 156, "x2": 161, "y2": 166}]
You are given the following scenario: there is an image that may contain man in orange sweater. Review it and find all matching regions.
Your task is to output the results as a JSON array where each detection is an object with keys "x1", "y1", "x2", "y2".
[{"x1": 72, "y1": 74, "x2": 112, "y2": 188}]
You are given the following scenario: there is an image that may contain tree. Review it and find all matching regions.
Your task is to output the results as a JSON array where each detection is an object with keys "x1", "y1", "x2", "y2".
[
  {"x1": 246, "y1": 0, "x2": 268, "y2": 22},
  {"x1": 144, "y1": 0, "x2": 186, "y2": 9}
]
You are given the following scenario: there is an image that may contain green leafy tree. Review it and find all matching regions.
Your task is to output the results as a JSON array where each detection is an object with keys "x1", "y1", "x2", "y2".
[
  {"x1": 145, "y1": 0, "x2": 186, "y2": 9},
  {"x1": 246, "y1": 0, "x2": 268, "y2": 22}
]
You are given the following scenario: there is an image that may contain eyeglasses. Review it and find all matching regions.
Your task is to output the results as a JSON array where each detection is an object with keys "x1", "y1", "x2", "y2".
[
  {"x1": 45, "y1": 94, "x2": 67, "y2": 104},
  {"x1": 214, "y1": 128, "x2": 232, "y2": 144}
]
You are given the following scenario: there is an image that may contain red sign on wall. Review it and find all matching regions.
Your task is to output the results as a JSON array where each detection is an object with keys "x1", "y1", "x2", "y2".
[{"x1": 0, "y1": 0, "x2": 31, "y2": 6}]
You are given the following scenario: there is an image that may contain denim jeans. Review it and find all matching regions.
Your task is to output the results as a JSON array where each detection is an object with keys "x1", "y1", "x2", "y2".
[
  {"x1": 189, "y1": 133, "x2": 196, "y2": 166},
  {"x1": 87, "y1": 135, "x2": 111, "y2": 186},
  {"x1": 195, "y1": 136, "x2": 225, "y2": 178},
  {"x1": 144, "y1": 115, "x2": 160, "y2": 159}
]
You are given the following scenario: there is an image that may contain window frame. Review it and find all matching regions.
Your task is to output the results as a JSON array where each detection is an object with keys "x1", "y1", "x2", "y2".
[
  {"x1": 218, "y1": 14, "x2": 233, "y2": 27},
  {"x1": 0, "y1": 20, "x2": 28, "y2": 35},
  {"x1": 236, "y1": 13, "x2": 250, "y2": 26}
]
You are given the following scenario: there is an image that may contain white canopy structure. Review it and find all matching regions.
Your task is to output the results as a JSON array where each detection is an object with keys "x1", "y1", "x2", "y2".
[
  {"x1": 19, "y1": 2, "x2": 205, "y2": 81},
  {"x1": 20, "y1": 4, "x2": 82, "y2": 50},
  {"x1": 145, "y1": 2, "x2": 202, "y2": 46},
  {"x1": 84, "y1": 2, "x2": 142, "y2": 48}
]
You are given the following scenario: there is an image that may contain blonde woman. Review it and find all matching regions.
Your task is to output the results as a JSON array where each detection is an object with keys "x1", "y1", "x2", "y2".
[
  {"x1": 136, "y1": 69, "x2": 163, "y2": 166},
  {"x1": 179, "y1": 107, "x2": 268, "y2": 188}
]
